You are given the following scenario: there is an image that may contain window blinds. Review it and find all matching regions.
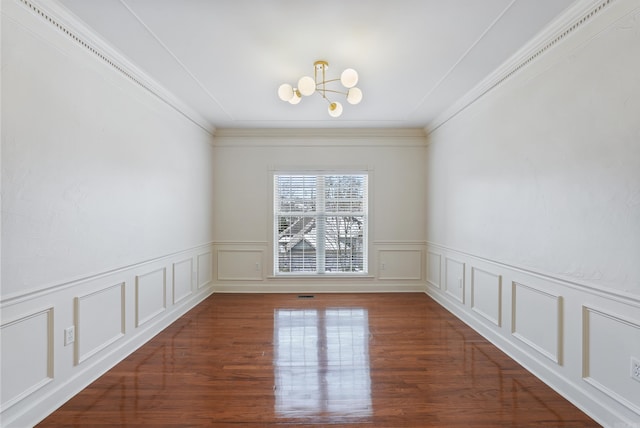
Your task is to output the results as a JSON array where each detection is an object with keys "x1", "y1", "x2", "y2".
[{"x1": 275, "y1": 174, "x2": 368, "y2": 274}]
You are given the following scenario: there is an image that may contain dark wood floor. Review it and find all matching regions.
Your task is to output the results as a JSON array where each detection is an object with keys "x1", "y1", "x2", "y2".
[{"x1": 38, "y1": 293, "x2": 598, "y2": 427}]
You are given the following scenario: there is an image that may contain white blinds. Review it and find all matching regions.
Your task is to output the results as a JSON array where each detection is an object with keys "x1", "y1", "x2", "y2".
[{"x1": 275, "y1": 174, "x2": 368, "y2": 274}]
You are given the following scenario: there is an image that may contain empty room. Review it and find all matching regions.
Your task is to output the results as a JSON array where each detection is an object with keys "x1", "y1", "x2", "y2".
[{"x1": 1, "y1": 0, "x2": 639, "y2": 426}]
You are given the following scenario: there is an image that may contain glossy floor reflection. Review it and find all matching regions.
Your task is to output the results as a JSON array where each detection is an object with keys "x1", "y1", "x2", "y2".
[
  {"x1": 274, "y1": 308, "x2": 371, "y2": 420},
  {"x1": 38, "y1": 293, "x2": 599, "y2": 427}
]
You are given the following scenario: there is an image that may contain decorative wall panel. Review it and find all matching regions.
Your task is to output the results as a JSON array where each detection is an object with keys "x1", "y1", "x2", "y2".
[
  {"x1": 197, "y1": 252, "x2": 213, "y2": 289},
  {"x1": 135, "y1": 268, "x2": 167, "y2": 327},
  {"x1": 583, "y1": 306, "x2": 640, "y2": 415},
  {"x1": 173, "y1": 258, "x2": 193, "y2": 304},
  {"x1": 471, "y1": 267, "x2": 502, "y2": 326},
  {"x1": 378, "y1": 249, "x2": 422, "y2": 280},
  {"x1": 427, "y1": 251, "x2": 442, "y2": 288},
  {"x1": 445, "y1": 258, "x2": 465, "y2": 303},
  {"x1": 76, "y1": 283, "x2": 125, "y2": 364},
  {"x1": 217, "y1": 249, "x2": 263, "y2": 281},
  {"x1": 0, "y1": 308, "x2": 53, "y2": 411},
  {"x1": 511, "y1": 282, "x2": 562, "y2": 364}
]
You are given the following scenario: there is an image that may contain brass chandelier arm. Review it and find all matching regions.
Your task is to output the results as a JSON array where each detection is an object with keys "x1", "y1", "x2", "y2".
[
  {"x1": 317, "y1": 78, "x2": 341, "y2": 84},
  {"x1": 278, "y1": 60, "x2": 361, "y2": 117},
  {"x1": 316, "y1": 79, "x2": 346, "y2": 100},
  {"x1": 318, "y1": 89, "x2": 349, "y2": 97}
]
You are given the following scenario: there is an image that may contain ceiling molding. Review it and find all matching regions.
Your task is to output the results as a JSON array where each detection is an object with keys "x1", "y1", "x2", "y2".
[
  {"x1": 117, "y1": 0, "x2": 233, "y2": 122},
  {"x1": 408, "y1": 0, "x2": 517, "y2": 117},
  {"x1": 425, "y1": 0, "x2": 617, "y2": 134},
  {"x1": 214, "y1": 128, "x2": 427, "y2": 139},
  {"x1": 213, "y1": 128, "x2": 428, "y2": 147},
  {"x1": 16, "y1": 0, "x2": 216, "y2": 135}
]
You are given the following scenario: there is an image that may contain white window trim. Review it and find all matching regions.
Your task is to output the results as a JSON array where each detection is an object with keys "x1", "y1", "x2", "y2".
[{"x1": 269, "y1": 167, "x2": 372, "y2": 277}]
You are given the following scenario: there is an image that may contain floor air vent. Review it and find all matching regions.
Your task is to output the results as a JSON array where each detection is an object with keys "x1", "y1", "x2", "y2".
[{"x1": 297, "y1": 295, "x2": 315, "y2": 299}]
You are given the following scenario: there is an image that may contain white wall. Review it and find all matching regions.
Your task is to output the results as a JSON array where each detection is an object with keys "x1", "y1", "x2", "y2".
[
  {"x1": 212, "y1": 129, "x2": 427, "y2": 292},
  {"x1": 425, "y1": 0, "x2": 640, "y2": 426},
  {"x1": 3, "y1": 0, "x2": 638, "y2": 426},
  {"x1": 0, "y1": 1, "x2": 215, "y2": 426}
]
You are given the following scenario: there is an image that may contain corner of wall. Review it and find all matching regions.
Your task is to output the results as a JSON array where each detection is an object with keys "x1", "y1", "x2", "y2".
[
  {"x1": 424, "y1": 244, "x2": 640, "y2": 427},
  {"x1": 0, "y1": 244, "x2": 216, "y2": 427}
]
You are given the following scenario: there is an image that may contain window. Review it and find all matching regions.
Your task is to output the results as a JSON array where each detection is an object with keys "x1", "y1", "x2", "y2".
[{"x1": 274, "y1": 173, "x2": 368, "y2": 275}]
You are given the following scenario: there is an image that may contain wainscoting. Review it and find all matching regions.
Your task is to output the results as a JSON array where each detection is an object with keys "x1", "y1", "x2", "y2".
[
  {"x1": 0, "y1": 244, "x2": 215, "y2": 427},
  {"x1": 426, "y1": 242, "x2": 640, "y2": 427},
  {"x1": 211, "y1": 241, "x2": 427, "y2": 293},
  {"x1": 3, "y1": 240, "x2": 638, "y2": 426},
  {"x1": 36, "y1": 293, "x2": 599, "y2": 427}
]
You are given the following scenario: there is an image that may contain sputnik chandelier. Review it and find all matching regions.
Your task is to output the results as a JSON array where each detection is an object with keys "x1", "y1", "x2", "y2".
[{"x1": 277, "y1": 60, "x2": 363, "y2": 117}]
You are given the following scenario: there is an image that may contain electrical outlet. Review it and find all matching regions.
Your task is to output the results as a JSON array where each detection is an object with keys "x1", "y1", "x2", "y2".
[
  {"x1": 255, "y1": 262, "x2": 261, "y2": 271},
  {"x1": 64, "y1": 326, "x2": 75, "y2": 346},
  {"x1": 631, "y1": 357, "x2": 640, "y2": 383}
]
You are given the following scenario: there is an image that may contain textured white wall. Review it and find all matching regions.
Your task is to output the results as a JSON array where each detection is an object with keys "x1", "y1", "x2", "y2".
[
  {"x1": 211, "y1": 131, "x2": 427, "y2": 288},
  {"x1": 1, "y1": 1, "x2": 215, "y2": 297},
  {"x1": 425, "y1": 5, "x2": 640, "y2": 424},
  {"x1": 213, "y1": 133, "x2": 426, "y2": 244},
  {"x1": 1, "y1": 2, "x2": 216, "y2": 425},
  {"x1": 426, "y1": 4, "x2": 640, "y2": 295}
]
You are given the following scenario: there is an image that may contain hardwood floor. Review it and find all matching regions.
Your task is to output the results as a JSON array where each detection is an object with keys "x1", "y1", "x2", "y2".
[{"x1": 38, "y1": 293, "x2": 599, "y2": 427}]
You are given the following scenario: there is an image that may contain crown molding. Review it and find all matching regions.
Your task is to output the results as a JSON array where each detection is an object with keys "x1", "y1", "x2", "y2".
[
  {"x1": 12, "y1": 0, "x2": 215, "y2": 135},
  {"x1": 213, "y1": 128, "x2": 428, "y2": 147},
  {"x1": 425, "y1": 0, "x2": 619, "y2": 134},
  {"x1": 214, "y1": 128, "x2": 427, "y2": 139}
]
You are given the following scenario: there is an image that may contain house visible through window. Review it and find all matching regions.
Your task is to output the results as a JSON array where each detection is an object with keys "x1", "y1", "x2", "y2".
[{"x1": 274, "y1": 173, "x2": 368, "y2": 275}]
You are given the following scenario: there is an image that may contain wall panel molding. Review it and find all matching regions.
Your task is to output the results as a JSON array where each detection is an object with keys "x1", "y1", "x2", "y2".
[
  {"x1": 0, "y1": 307, "x2": 54, "y2": 411},
  {"x1": 426, "y1": 232, "x2": 639, "y2": 425},
  {"x1": 0, "y1": 244, "x2": 215, "y2": 427},
  {"x1": 511, "y1": 282, "x2": 562, "y2": 364},
  {"x1": 471, "y1": 267, "x2": 502, "y2": 327},
  {"x1": 1, "y1": 242, "x2": 215, "y2": 307},
  {"x1": 427, "y1": 251, "x2": 442, "y2": 289},
  {"x1": 135, "y1": 269, "x2": 167, "y2": 327},
  {"x1": 213, "y1": 241, "x2": 428, "y2": 291},
  {"x1": 217, "y1": 249, "x2": 264, "y2": 281},
  {"x1": 444, "y1": 257, "x2": 465, "y2": 304},
  {"x1": 377, "y1": 249, "x2": 423, "y2": 280},
  {"x1": 172, "y1": 258, "x2": 193, "y2": 305},
  {"x1": 75, "y1": 283, "x2": 125, "y2": 365},
  {"x1": 197, "y1": 252, "x2": 213, "y2": 289},
  {"x1": 426, "y1": 241, "x2": 640, "y2": 306},
  {"x1": 582, "y1": 306, "x2": 640, "y2": 416}
]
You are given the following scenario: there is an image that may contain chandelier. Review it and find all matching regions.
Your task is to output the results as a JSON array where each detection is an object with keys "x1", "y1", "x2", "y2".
[{"x1": 277, "y1": 60, "x2": 363, "y2": 117}]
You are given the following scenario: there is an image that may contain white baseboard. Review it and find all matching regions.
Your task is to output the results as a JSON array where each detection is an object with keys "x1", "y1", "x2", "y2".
[
  {"x1": 425, "y1": 243, "x2": 640, "y2": 428},
  {"x1": 0, "y1": 244, "x2": 215, "y2": 428},
  {"x1": 214, "y1": 282, "x2": 426, "y2": 294},
  {"x1": 4, "y1": 240, "x2": 638, "y2": 427}
]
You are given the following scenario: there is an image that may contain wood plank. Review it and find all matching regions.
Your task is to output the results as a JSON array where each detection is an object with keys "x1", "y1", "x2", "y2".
[{"x1": 38, "y1": 293, "x2": 598, "y2": 427}]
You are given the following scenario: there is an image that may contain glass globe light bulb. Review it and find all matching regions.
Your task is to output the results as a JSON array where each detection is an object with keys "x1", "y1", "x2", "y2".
[
  {"x1": 278, "y1": 83, "x2": 293, "y2": 101},
  {"x1": 346, "y1": 87, "x2": 363, "y2": 105},
  {"x1": 288, "y1": 89, "x2": 302, "y2": 105},
  {"x1": 340, "y1": 68, "x2": 358, "y2": 88},
  {"x1": 298, "y1": 76, "x2": 316, "y2": 96},
  {"x1": 328, "y1": 101, "x2": 343, "y2": 117}
]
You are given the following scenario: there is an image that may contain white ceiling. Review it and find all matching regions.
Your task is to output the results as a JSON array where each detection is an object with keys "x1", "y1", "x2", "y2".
[{"x1": 55, "y1": 0, "x2": 577, "y2": 130}]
